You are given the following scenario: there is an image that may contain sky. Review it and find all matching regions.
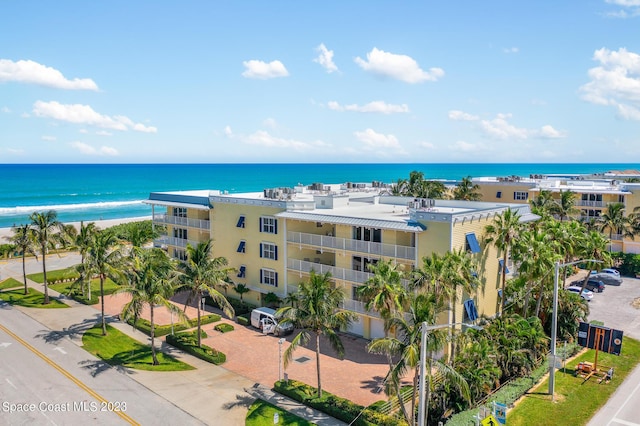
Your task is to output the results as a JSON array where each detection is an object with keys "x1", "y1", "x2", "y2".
[{"x1": 1, "y1": 1, "x2": 639, "y2": 164}]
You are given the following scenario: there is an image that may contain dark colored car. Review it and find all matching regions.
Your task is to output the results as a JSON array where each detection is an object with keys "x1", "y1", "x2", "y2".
[
  {"x1": 590, "y1": 272, "x2": 623, "y2": 286},
  {"x1": 572, "y1": 279, "x2": 605, "y2": 293}
]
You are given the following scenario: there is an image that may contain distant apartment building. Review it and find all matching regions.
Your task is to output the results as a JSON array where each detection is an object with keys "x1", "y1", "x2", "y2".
[
  {"x1": 472, "y1": 172, "x2": 640, "y2": 253},
  {"x1": 145, "y1": 183, "x2": 537, "y2": 339}
]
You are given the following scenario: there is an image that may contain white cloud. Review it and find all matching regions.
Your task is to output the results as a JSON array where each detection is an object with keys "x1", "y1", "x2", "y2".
[
  {"x1": 69, "y1": 141, "x2": 119, "y2": 156},
  {"x1": 314, "y1": 43, "x2": 338, "y2": 73},
  {"x1": 79, "y1": 129, "x2": 89, "y2": 134},
  {"x1": 354, "y1": 128, "x2": 401, "y2": 148},
  {"x1": 419, "y1": 141, "x2": 436, "y2": 149},
  {"x1": 263, "y1": 118, "x2": 278, "y2": 129},
  {"x1": 452, "y1": 141, "x2": 482, "y2": 152},
  {"x1": 538, "y1": 125, "x2": 567, "y2": 139},
  {"x1": 224, "y1": 125, "x2": 233, "y2": 137},
  {"x1": 503, "y1": 47, "x2": 519, "y2": 54},
  {"x1": 7, "y1": 148, "x2": 24, "y2": 155},
  {"x1": 33, "y1": 101, "x2": 157, "y2": 132},
  {"x1": 0, "y1": 59, "x2": 98, "y2": 90},
  {"x1": 354, "y1": 48, "x2": 444, "y2": 83},
  {"x1": 448, "y1": 110, "x2": 479, "y2": 121},
  {"x1": 41, "y1": 135, "x2": 56, "y2": 141},
  {"x1": 603, "y1": 1, "x2": 640, "y2": 18},
  {"x1": 606, "y1": 0, "x2": 640, "y2": 6},
  {"x1": 328, "y1": 100, "x2": 409, "y2": 114},
  {"x1": 96, "y1": 130, "x2": 113, "y2": 136},
  {"x1": 1, "y1": 106, "x2": 11, "y2": 113},
  {"x1": 579, "y1": 48, "x2": 640, "y2": 120},
  {"x1": 242, "y1": 60, "x2": 289, "y2": 79},
  {"x1": 245, "y1": 130, "x2": 330, "y2": 151}
]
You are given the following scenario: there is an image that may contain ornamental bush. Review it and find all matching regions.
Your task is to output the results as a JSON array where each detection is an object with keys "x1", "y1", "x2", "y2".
[{"x1": 165, "y1": 331, "x2": 225, "y2": 365}]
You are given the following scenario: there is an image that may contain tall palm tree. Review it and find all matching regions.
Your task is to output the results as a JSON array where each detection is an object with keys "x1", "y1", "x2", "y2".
[
  {"x1": 529, "y1": 189, "x2": 554, "y2": 217},
  {"x1": 119, "y1": 248, "x2": 186, "y2": 365},
  {"x1": 277, "y1": 271, "x2": 356, "y2": 398},
  {"x1": 29, "y1": 210, "x2": 64, "y2": 304},
  {"x1": 484, "y1": 208, "x2": 522, "y2": 316},
  {"x1": 78, "y1": 229, "x2": 125, "y2": 335},
  {"x1": 453, "y1": 176, "x2": 481, "y2": 201},
  {"x1": 578, "y1": 231, "x2": 612, "y2": 295},
  {"x1": 550, "y1": 190, "x2": 578, "y2": 221},
  {"x1": 598, "y1": 202, "x2": 633, "y2": 250},
  {"x1": 73, "y1": 221, "x2": 97, "y2": 299},
  {"x1": 179, "y1": 240, "x2": 234, "y2": 348},
  {"x1": 367, "y1": 292, "x2": 470, "y2": 426},
  {"x1": 7, "y1": 224, "x2": 37, "y2": 295}
]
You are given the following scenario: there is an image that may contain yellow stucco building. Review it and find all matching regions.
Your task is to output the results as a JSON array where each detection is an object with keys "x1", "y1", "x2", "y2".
[{"x1": 146, "y1": 183, "x2": 537, "y2": 339}]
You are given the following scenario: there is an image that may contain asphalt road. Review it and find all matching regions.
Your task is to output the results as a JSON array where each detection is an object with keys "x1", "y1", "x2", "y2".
[
  {"x1": 0, "y1": 299, "x2": 203, "y2": 426},
  {"x1": 586, "y1": 276, "x2": 640, "y2": 426}
]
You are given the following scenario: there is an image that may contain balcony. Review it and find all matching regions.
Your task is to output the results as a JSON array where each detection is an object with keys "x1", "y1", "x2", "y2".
[
  {"x1": 155, "y1": 236, "x2": 202, "y2": 248},
  {"x1": 577, "y1": 200, "x2": 606, "y2": 208},
  {"x1": 340, "y1": 298, "x2": 380, "y2": 318},
  {"x1": 287, "y1": 231, "x2": 415, "y2": 260},
  {"x1": 287, "y1": 258, "x2": 411, "y2": 288},
  {"x1": 153, "y1": 214, "x2": 210, "y2": 230}
]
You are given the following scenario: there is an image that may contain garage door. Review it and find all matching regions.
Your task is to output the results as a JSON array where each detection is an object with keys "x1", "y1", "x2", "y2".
[
  {"x1": 370, "y1": 318, "x2": 385, "y2": 339},
  {"x1": 347, "y1": 315, "x2": 364, "y2": 337}
]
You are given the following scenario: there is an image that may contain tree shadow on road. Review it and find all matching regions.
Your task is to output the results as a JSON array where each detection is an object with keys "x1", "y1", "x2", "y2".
[
  {"x1": 360, "y1": 375, "x2": 386, "y2": 394},
  {"x1": 78, "y1": 358, "x2": 135, "y2": 378},
  {"x1": 35, "y1": 315, "x2": 101, "y2": 344}
]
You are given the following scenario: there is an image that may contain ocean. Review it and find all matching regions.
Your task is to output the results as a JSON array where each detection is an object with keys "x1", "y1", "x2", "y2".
[{"x1": 1, "y1": 163, "x2": 638, "y2": 229}]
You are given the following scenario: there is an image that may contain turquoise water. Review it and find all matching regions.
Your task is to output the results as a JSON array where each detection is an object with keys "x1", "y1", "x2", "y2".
[{"x1": 1, "y1": 163, "x2": 638, "y2": 228}]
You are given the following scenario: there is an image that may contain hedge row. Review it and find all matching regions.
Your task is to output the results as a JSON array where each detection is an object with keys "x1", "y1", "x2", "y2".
[
  {"x1": 236, "y1": 314, "x2": 250, "y2": 326},
  {"x1": 214, "y1": 323, "x2": 234, "y2": 333},
  {"x1": 274, "y1": 379, "x2": 406, "y2": 426},
  {"x1": 165, "y1": 331, "x2": 226, "y2": 365},
  {"x1": 127, "y1": 313, "x2": 221, "y2": 337}
]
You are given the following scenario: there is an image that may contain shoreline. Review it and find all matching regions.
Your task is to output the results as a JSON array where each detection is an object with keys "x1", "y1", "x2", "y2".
[{"x1": 0, "y1": 216, "x2": 152, "y2": 240}]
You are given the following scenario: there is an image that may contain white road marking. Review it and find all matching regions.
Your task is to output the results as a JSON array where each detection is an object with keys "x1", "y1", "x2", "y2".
[
  {"x1": 0, "y1": 342, "x2": 12, "y2": 348},
  {"x1": 608, "y1": 377, "x2": 640, "y2": 426},
  {"x1": 6, "y1": 378, "x2": 17, "y2": 389},
  {"x1": 53, "y1": 347, "x2": 66, "y2": 355},
  {"x1": 610, "y1": 419, "x2": 640, "y2": 426}
]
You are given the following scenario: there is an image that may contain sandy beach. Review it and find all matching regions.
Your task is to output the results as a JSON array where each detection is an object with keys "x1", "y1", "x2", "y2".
[{"x1": 0, "y1": 216, "x2": 152, "y2": 241}]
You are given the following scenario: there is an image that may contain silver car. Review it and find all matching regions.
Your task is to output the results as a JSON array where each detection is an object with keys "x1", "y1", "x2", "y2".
[{"x1": 590, "y1": 272, "x2": 622, "y2": 286}]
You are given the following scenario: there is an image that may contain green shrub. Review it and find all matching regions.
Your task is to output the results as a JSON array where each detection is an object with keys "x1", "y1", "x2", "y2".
[
  {"x1": 236, "y1": 315, "x2": 249, "y2": 326},
  {"x1": 214, "y1": 323, "x2": 234, "y2": 333},
  {"x1": 165, "y1": 331, "x2": 225, "y2": 365},
  {"x1": 207, "y1": 295, "x2": 256, "y2": 315},
  {"x1": 273, "y1": 380, "x2": 405, "y2": 426},
  {"x1": 126, "y1": 313, "x2": 220, "y2": 337}
]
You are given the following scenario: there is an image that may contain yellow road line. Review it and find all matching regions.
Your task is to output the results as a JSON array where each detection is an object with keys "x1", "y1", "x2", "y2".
[{"x1": 0, "y1": 322, "x2": 140, "y2": 426}]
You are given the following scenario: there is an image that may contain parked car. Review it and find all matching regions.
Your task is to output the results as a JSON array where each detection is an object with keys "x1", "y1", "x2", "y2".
[
  {"x1": 566, "y1": 286, "x2": 594, "y2": 301},
  {"x1": 591, "y1": 268, "x2": 620, "y2": 277},
  {"x1": 571, "y1": 279, "x2": 605, "y2": 293},
  {"x1": 250, "y1": 307, "x2": 294, "y2": 336},
  {"x1": 590, "y1": 272, "x2": 623, "y2": 286}
]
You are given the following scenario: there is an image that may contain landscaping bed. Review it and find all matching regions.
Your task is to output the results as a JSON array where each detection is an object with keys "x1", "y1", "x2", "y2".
[
  {"x1": 126, "y1": 313, "x2": 221, "y2": 337},
  {"x1": 165, "y1": 331, "x2": 226, "y2": 365},
  {"x1": 0, "y1": 288, "x2": 69, "y2": 308}
]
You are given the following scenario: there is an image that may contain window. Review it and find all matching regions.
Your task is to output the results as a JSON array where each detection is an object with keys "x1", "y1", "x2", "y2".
[
  {"x1": 237, "y1": 265, "x2": 246, "y2": 278},
  {"x1": 352, "y1": 226, "x2": 382, "y2": 242},
  {"x1": 260, "y1": 269, "x2": 278, "y2": 287},
  {"x1": 236, "y1": 215, "x2": 245, "y2": 228},
  {"x1": 260, "y1": 217, "x2": 277, "y2": 234},
  {"x1": 463, "y1": 299, "x2": 478, "y2": 322},
  {"x1": 172, "y1": 207, "x2": 187, "y2": 218},
  {"x1": 352, "y1": 256, "x2": 378, "y2": 272},
  {"x1": 465, "y1": 233, "x2": 481, "y2": 254},
  {"x1": 352, "y1": 286, "x2": 364, "y2": 301},
  {"x1": 237, "y1": 240, "x2": 246, "y2": 253},
  {"x1": 173, "y1": 227, "x2": 187, "y2": 240},
  {"x1": 173, "y1": 248, "x2": 187, "y2": 261},
  {"x1": 498, "y1": 259, "x2": 510, "y2": 274},
  {"x1": 619, "y1": 195, "x2": 625, "y2": 203},
  {"x1": 260, "y1": 242, "x2": 278, "y2": 260},
  {"x1": 581, "y1": 209, "x2": 602, "y2": 218},
  {"x1": 496, "y1": 191, "x2": 502, "y2": 199},
  {"x1": 514, "y1": 191, "x2": 529, "y2": 201}
]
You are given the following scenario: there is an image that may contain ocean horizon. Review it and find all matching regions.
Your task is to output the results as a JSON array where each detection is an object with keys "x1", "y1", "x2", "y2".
[{"x1": 2, "y1": 163, "x2": 639, "y2": 229}]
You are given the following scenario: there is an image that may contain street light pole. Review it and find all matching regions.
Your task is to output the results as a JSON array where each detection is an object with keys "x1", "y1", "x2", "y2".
[
  {"x1": 278, "y1": 338, "x2": 285, "y2": 381},
  {"x1": 549, "y1": 258, "x2": 602, "y2": 400}
]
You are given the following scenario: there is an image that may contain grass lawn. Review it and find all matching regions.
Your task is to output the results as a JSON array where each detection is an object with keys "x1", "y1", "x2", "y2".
[
  {"x1": 0, "y1": 277, "x2": 23, "y2": 290},
  {"x1": 246, "y1": 399, "x2": 316, "y2": 426},
  {"x1": 507, "y1": 337, "x2": 640, "y2": 426},
  {"x1": 0, "y1": 287, "x2": 69, "y2": 308},
  {"x1": 27, "y1": 266, "x2": 79, "y2": 283},
  {"x1": 50, "y1": 278, "x2": 120, "y2": 305},
  {"x1": 82, "y1": 324, "x2": 194, "y2": 371}
]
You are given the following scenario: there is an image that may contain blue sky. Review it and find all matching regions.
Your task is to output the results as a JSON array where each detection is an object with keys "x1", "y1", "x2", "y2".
[{"x1": 1, "y1": 1, "x2": 639, "y2": 164}]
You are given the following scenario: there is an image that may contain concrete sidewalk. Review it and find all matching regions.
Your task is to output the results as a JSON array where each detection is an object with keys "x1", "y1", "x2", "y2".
[{"x1": 0, "y1": 255, "x2": 347, "y2": 426}]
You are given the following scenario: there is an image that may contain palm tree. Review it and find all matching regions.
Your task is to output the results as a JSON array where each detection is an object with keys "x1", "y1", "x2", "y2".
[
  {"x1": 276, "y1": 271, "x2": 356, "y2": 398},
  {"x1": 598, "y1": 202, "x2": 633, "y2": 250},
  {"x1": 179, "y1": 240, "x2": 234, "y2": 348},
  {"x1": 121, "y1": 221, "x2": 158, "y2": 248},
  {"x1": 484, "y1": 208, "x2": 522, "y2": 316},
  {"x1": 550, "y1": 190, "x2": 578, "y2": 221},
  {"x1": 78, "y1": 229, "x2": 125, "y2": 335},
  {"x1": 367, "y1": 292, "x2": 470, "y2": 426},
  {"x1": 234, "y1": 283, "x2": 250, "y2": 302},
  {"x1": 453, "y1": 176, "x2": 481, "y2": 201},
  {"x1": 7, "y1": 224, "x2": 37, "y2": 295},
  {"x1": 73, "y1": 221, "x2": 97, "y2": 299},
  {"x1": 578, "y1": 231, "x2": 612, "y2": 295},
  {"x1": 119, "y1": 248, "x2": 186, "y2": 365},
  {"x1": 529, "y1": 189, "x2": 554, "y2": 217},
  {"x1": 358, "y1": 260, "x2": 406, "y2": 325},
  {"x1": 29, "y1": 210, "x2": 64, "y2": 304}
]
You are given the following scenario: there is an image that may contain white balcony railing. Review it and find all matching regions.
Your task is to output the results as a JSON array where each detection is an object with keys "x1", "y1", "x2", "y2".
[
  {"x1": 340, "y1": 298, "x2": 380, "y2": 318},
  {"x1": 287, "y1": 231, "x2": 415, "y2": 260},
  {"x1": 153, "y1": 214, "x2": 210, "y2": 230},
  {"x1": 287, "y1": 258, "x2": 411, "y2": 287},
  {"x1": 155, "y1": 236, "x2": 202, "y2": 248},
  {"x1": 577, "y1": 200, "x2": 606, "y2": 207}
]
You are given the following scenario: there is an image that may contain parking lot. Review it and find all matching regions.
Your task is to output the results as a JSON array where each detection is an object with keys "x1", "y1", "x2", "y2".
[{"x1": 585, "y1": 275, "x2": 640, "y2": 340}]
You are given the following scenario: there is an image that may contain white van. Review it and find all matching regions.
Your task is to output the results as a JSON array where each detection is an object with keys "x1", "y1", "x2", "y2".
[{"x1": 250, "y1": 307, "x2": 294, "y2": 336}]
